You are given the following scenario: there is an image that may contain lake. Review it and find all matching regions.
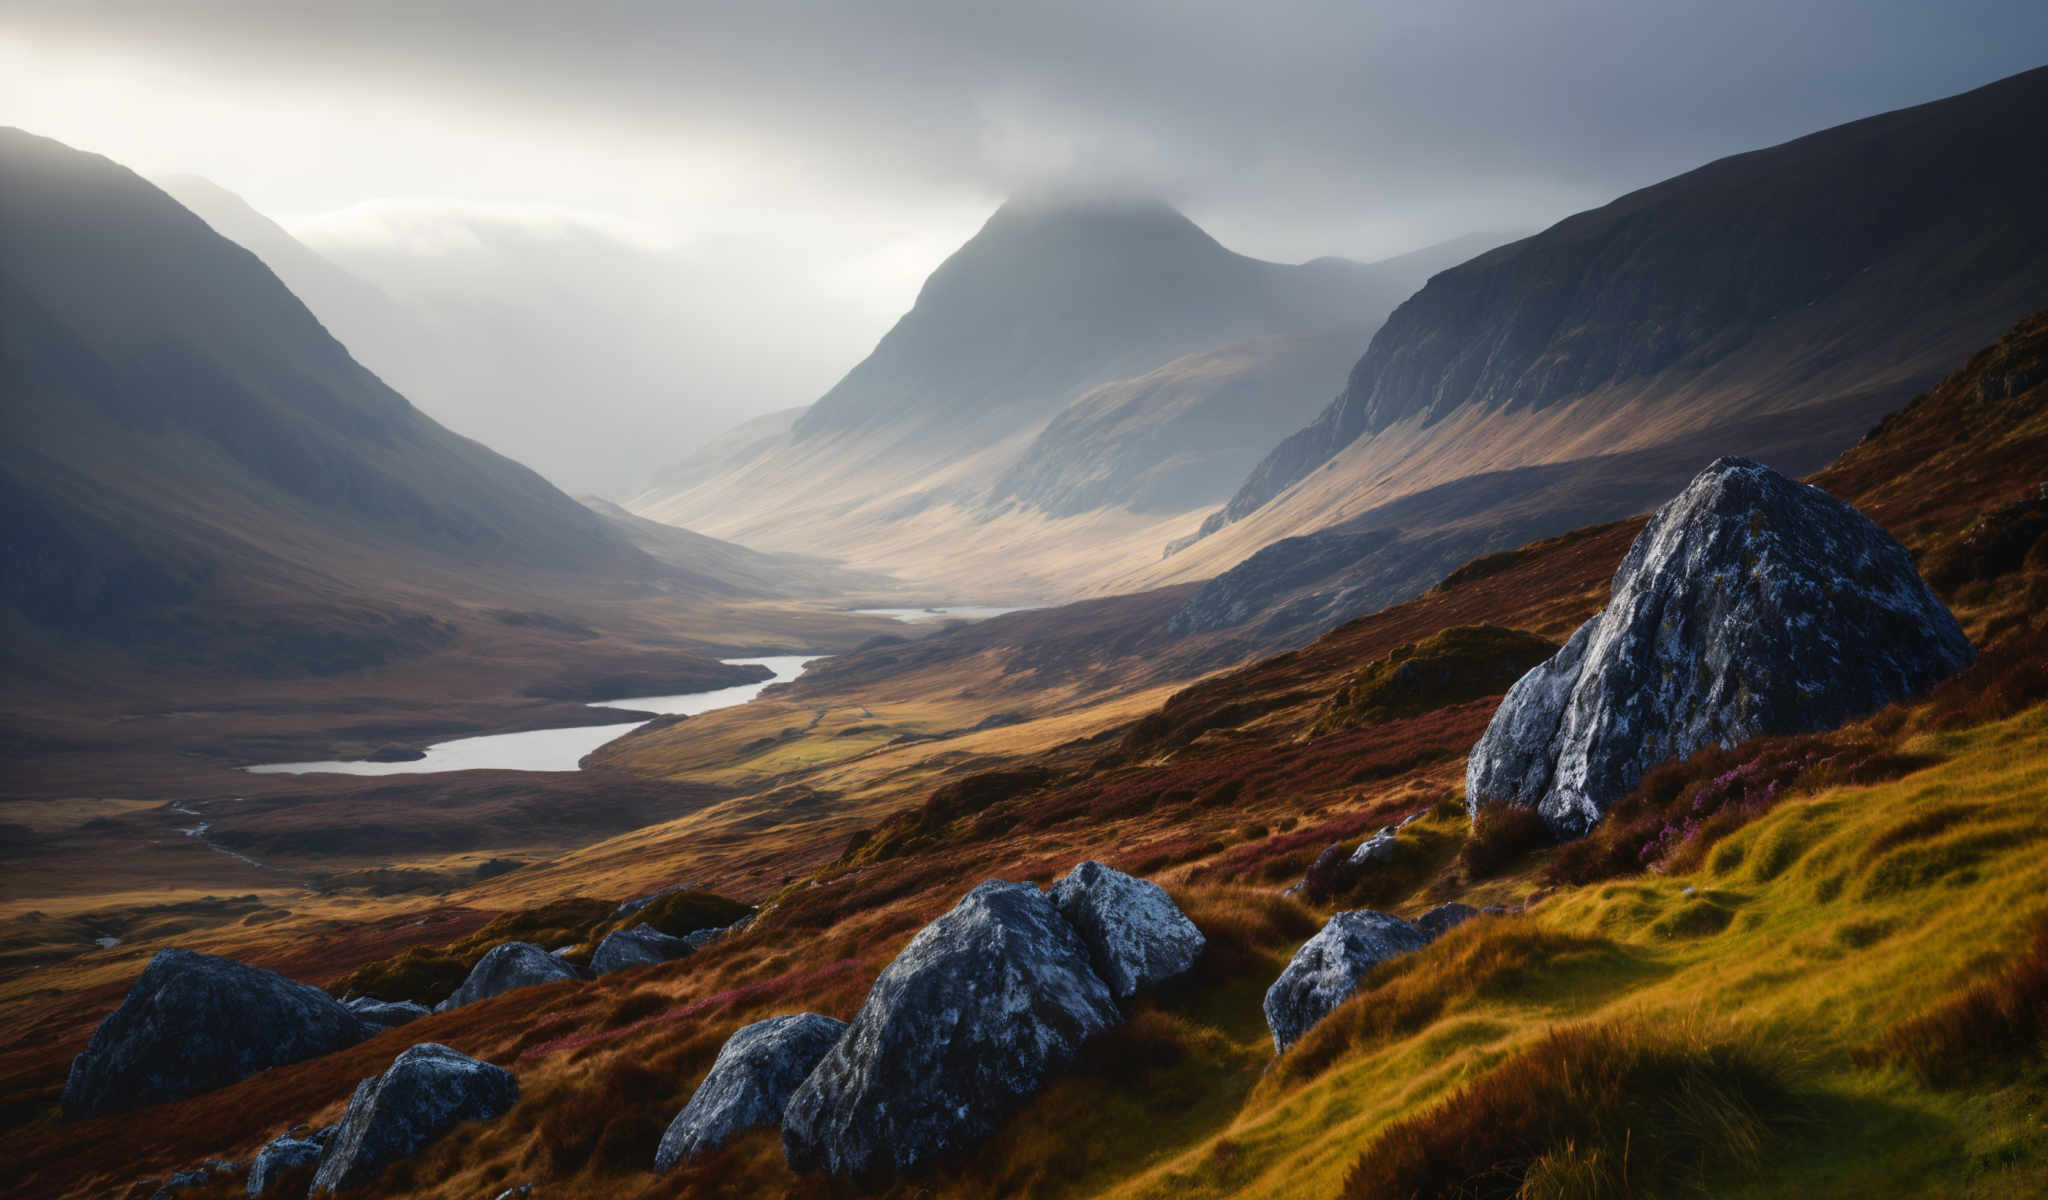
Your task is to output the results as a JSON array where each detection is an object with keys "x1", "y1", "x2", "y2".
[{"x1": 243, "y1": 655, "x2": 821, "y2": 775}]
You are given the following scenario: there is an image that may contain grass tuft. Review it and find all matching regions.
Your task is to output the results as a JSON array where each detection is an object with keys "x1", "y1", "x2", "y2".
[{"x1": 1336, "y1": 1021, "x2": 1795, "y2": 1200}]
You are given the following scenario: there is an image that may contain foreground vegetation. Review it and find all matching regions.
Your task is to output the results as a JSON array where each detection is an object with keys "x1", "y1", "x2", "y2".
[{"x1": 2, "y1": 317, "x2": 2044, "y2": 1197}]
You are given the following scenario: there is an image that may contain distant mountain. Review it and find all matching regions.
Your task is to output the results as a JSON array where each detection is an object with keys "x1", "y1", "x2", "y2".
[
  {"x1": 1142, "y1": 65, "x2": 2048, "y2": 642},
  {"x1": 1193, "y1": 64, "x2": 2048, "y2": 547},
  {"x1": 0, "y1": 129, "x2": 750, "y2": 682},
  {"x1": 630, "y1": 198, "x2": 1503, "y2": 595}
]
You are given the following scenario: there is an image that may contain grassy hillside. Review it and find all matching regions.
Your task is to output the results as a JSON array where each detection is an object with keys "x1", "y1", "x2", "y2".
[{"x1": 2, "y1": 316, "x2": 2043, "y2": 1197}]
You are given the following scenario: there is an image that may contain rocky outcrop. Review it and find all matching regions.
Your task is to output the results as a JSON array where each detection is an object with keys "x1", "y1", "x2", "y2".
[
  {"x1": 247, "y1": 1135, "x2": 321, "y2": 1197},
  {"x1": 1467, "y1": 457, "x2": 1974, "y2": 838},
  {"x1": 1048, "y1": 861, "x2": 1205, "y2": 999},
  {"x1": 434, "y1": 942, "x2": 581, "y2": 1012},
  {"x1": 590, "y1": 924, "x2": 695, "y2": 976},
  {"x1": 655, "y1": 1013, "x2": 847, "y2": 1170},
  {"x1": 1264, "y1": 911, "x2": 1429, "y2": 1052},
  {"x1": 344, "y1": 997, "x2": 429, "y2": 1029},
  {"x1": 310, "y1": 1043, "x2": 517, "y2": 1194},
  {"x1": 1416, "y1": 903, "x2": 1480, "y2": 940},
  {"x1": 782, "y1": 880, "x2": 1119, "y2": 1177},
  {"x1": 62, "y1": 948, "x2": 368, "y2": 1119}
]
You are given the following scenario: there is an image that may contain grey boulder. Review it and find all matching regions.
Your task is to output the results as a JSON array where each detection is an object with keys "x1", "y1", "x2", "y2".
[
  {"x1": 1264, "y1": 910, "x2": 1428, "y2": 1052},
  {"x1": 782, "y1": 879, "x2": 1119, "y2": 1177},
  {"x1": 62, "y1": 948, "x2": 368, "y2": 1119},
  {"x1": 655, "y1": 1013, "x2": 847, "y2": 1169},
  {"x1": 590, "y1": 923, "x2": 696, "y2": 976},
  {"x1": 310, "y1": 1043, "x2": 517, "y2": 1194},
  {"x1": 247, "y1": 1135, "x2": 321, "y2": 1196},
  {"x1": 1048, "y1": 860, "x2": 1205, "y2": 998},
  {"x1": 434, "y1": 942, "x2": 580, "y2": 1012},
  {"x1": 344, "y1": 997, "x2": 430, "y2": 1028},
  {"x1": 1467, "y1": 456, "x2": 1973, "y2": 838},
  {"x1": 1416, "y1": 902, "x2": 1480, "y2": 940}
]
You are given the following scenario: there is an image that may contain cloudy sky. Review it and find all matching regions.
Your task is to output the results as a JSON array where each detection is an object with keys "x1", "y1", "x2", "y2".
[{"x1": 4, "y1": 2, "x2": 2043, "y2": 492}]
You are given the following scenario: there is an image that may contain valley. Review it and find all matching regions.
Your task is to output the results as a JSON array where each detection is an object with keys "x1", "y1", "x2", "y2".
[{"x1": 3, "y1": 40, "x2": 2047, "y2": 1200}]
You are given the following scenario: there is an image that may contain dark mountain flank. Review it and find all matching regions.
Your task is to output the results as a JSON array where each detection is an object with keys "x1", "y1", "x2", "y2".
[
  {"x1": 1203, "y1": 65, "x2": 2048, "y2": 537},
  {"x1": 0, "y1": 129, "x2": 747, "y2": 683}
]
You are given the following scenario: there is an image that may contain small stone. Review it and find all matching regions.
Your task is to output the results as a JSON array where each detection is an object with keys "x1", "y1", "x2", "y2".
[
  {"x1": 1415, "y1": 903, "x2": 1479, "y2": 939},
  {"x1": 590, "y1": 923, "x2": 695, "y2": 976},
  {"x1": 247, "y1": 1136, "x2": 321, "y2": 1197},
  {"x1": 1264, "y1": 911, "x2": 1429, "y2": 1052},
  {"x1": 434, "y1": 942, "x2": 580, "y2": 1012}
]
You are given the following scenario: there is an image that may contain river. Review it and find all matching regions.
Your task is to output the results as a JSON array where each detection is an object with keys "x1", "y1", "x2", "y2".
[{"x1": 243, "y1": 655, "x2": 821, "y2": 776}]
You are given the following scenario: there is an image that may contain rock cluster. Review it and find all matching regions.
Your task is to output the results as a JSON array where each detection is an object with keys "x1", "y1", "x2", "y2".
[
  {"x1": 1049, "y1": 859, "x2": 1205, "y2": 998},
  {"x1": 311, "y1": 1043, "x2": 518, "y2": 1194},
  {"x1": 655, "y1": 1013, "x2": 848, "y2": 1169},
  {"x1": 782, "y1": 878, "x2": 1122, "y2": 1177},
  {"x1": 1467, "y1": 457, "x2": 1974, "y2": 838},
  {"x1": 62, "y1": 948, "x2": 368, "y2": 1119},
  {"x1": 435, "y1": 942, "x2": 582, "y2": 1012}
]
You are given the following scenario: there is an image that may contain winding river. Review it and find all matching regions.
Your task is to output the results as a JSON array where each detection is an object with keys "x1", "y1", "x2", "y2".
[{"x1": 243, "y1": 655, "x2": 821, "y2": 776}]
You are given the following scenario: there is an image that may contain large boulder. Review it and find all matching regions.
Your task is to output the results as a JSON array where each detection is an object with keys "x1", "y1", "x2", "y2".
[
  {"x1": 590, "y1": 923, "x2": 695, "y2": 976},
  {"x1": 1048, "y1": 860, "x2": 1205, "y2": 998},
  {"x1": 1264, "y1": 911, "x2": 1428, "y2": 1052},
  {"x1": 655, "y1": 1013, "x2": 847, "y2": 1170},
  {"x1": 62, "y1": 948, "x2": 368, "y2": 1119},
  {"x1": 247, "y1": 1135, "x2": 321, "y2": 1197},
  {"x1": 781, "y1": 880, "x2": 1120, "y2": 1177},
  {"x1": 1467, "y1": 457, "x2": 1974, "y2": 838},
  {"x1": 310, "y1": 1043, "x2": 517, "y2": 1194},
  {"x1": 1416, "y1": 902, "x2": 1480, "y2": 940},
  {"x1": 434, "y1": 942, "x2": 581, "y2": 1012}
]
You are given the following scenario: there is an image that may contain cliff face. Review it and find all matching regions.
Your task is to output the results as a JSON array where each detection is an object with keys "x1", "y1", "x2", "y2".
[{"x1": 1207, "y1": 65, "x2": 2048, "y2": 533}]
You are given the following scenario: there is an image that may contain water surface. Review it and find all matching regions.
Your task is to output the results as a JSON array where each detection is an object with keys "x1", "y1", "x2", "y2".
[{"x1": 244, "y1": 655, "x2": 819, "y2": 776}]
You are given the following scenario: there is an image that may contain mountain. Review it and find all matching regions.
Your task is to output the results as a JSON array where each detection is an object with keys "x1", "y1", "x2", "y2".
[
  {"x1": 1144, "y1": 65, "x2": 2048, "y2": 637},
  {"x1": 629, "y1": 200, "x2": 1503, "y2": 596},
  {"x1": 150, "y1": 175, "x2": 432, "y2": 388},
  {"x1": 0, "y1": 128, "x2": 748, "y2": 685}
]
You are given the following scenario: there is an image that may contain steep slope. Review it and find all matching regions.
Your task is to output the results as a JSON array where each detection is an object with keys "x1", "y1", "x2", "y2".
[
  {"x1": 150, "y1": 175, "x2": 431, "y2": 389},
  {"x1": 986, "y1": 329, "x2": 1374, "y2": 518},
  {"x1": 632, "y1": 200, "x2": 1495, "y2": 595},
  {"x1": 1146, "y1": 65, "x2": 2048, "y2": 634},
  {"x1": 0, "y1": 128, "x2": 735, "y2": 685}
]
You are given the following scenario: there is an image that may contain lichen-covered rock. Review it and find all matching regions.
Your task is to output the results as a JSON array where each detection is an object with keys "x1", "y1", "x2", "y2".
[
  {"x1": 590, "y1": 923, "x2": 695, "y2": 976},
  {"x1": 1264, "y1": 911, "x2": 1428, "y2": 1052},
  {"x1": 434, "y1": 942, "x2": 580, "y2": 1012},
  {"x1": 1048, "y1": 860, "x2": 1205, "y2": 998},
  {"x1": 655, "y1": 1013, "x2": 847, "y2": 1169},
  {"x1": 1467, "y1": 457, "x2": 1974, "y2": 838},
  {"x1": 343, "y1": 997, "x2": 430, "y2": 1028},
  {"x1": 781, "y1": 880, "x2": 1120, "y2": 1177},
  {"x1": 310, "y1": 1043, "x2": 517, "y2": 1194},
  {"x1": 247, "y1": 1135, "x2": 321, "y2": 1197},
  {"x1": 1416, "y1": 903, "x2": 1479, "y2": 940},
  {"x1": 62, "y1": 948, "x2": 368, "y2": 1119}
]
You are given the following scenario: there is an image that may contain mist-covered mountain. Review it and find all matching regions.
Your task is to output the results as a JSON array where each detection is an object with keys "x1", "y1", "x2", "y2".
[
  {"x1": 1142, "y1": 64, "x2": 2048, "y2": 641},
  {"x1": 0, "y1": 129, "x2": 765, "y2": 681},
  {"x1": 630, "y1": 199, "x2": 1501, "y2": 595}
]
